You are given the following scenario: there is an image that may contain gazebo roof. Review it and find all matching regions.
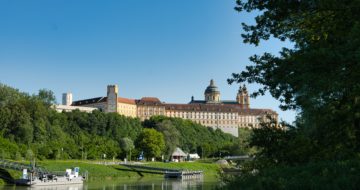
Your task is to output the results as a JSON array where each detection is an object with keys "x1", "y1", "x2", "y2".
[{"x1": 172, "y1": 147, "x2": 187, "y2": 157}]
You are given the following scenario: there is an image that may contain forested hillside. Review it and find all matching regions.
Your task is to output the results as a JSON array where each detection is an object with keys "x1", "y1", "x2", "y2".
[
  {"x1": 0, "y1": 83, "x2": 249, "y2": 161},
  {"x1": 143, "y1": 116, "x2": 253, "y2": 159}
]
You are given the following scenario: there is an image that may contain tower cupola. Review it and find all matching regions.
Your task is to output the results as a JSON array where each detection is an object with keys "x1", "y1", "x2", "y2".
[
  {"x1": 204, "y1": 79, "x2": 220, "y2": 103},
  {"x1": 236, "y1": 84, "x2": 250, "y2": 108}
]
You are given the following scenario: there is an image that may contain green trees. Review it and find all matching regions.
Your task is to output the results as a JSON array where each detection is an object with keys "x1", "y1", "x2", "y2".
[
  {"x1": 37, "y1": 89, "x2": 56, "y2": 106},
  {"x1": 0, "y1": 83, "x2": 143, "y2": 160},
  {"x1": 143, "y1": 116, "x2": 246, "y2": 158},
  {"x1": 222, "y1": 160, "x2": 360, "y2": 190},
  {"x1": 135, "y1": 128, "x2": 165, "y2": 160},
  {"x1": 120, "y1": 137, "x2": 134, "y2": 161},
  {"x1": 230, "y1": 0, "x2": 360, "y2": 162},
  {"x1": 0, "y1": 136, "x2": 20, "y2": 160},
  {"x1": 226, "y1": 128, "x2": 255, "y2": 156},
  {"x1": 222, "y1": 0, "x2": 360, "y2": 188},
  {"x1": 85, "y1": 136, "x2": 120, "y2": 160},
  {"x1": 154, "y1": 120, "x2": 180, "y2": 159}
]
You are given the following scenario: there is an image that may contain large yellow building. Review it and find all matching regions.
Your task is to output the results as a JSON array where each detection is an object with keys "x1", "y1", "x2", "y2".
[{"x1": 70, "y1": 80, "x2": 277, "y2": 137}]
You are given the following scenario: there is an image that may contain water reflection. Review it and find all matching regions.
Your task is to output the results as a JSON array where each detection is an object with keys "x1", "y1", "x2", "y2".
[
  {"x1": 1, "y1": 184, "x2": 83, "y2": 190},
  {"x1": 85, "y1": 178, "x2": 217, "y2": 190},
  {"x1": 1, "y1": 178, "x2": 219, "y2": 190}
]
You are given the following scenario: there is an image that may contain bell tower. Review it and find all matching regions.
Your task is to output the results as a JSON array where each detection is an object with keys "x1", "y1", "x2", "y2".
[
  {"x1": 106, "y1": 85, "x2": 118, "y2": 112},
  {"x1": 62, "y1": 92, "x2": 73, "y2": 106},
  {"x1": 236, "y1": 84, "x2": 250, "y2": 109}
]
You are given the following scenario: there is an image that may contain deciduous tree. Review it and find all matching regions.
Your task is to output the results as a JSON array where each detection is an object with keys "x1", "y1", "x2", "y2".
[
  {"x1": 120, "y1": 137, "x2": 135, "y2": 161},
  {"x1": 135, "y1": 128, "x2": 165, "y2": 160}
]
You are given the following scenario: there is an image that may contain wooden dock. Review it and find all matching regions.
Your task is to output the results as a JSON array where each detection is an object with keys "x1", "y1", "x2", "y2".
[
  {"x1": 164, "y1": 170, "x2": 203, "y2": 179},
  {"x1": 120, "y1": 164, "x2": 203, "y2": 180}
]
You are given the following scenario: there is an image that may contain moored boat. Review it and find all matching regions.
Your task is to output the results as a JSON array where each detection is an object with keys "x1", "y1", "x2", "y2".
[{"x1": 15, "y1": 167, "x2": 86, "y2": 186}]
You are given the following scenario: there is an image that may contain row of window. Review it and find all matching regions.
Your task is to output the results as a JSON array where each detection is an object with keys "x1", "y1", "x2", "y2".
[
  {"x1": 138, "y1": 107, "x2": 164, "y2": 111},
  {"x1": 239, "y1": 116, "x2": 260, "y2": 123},
  {"x1": 194, "y1": 120, "x2": 236, "y2": 125},
  {"x1": 174, "y1": 114, "x2": 236, "y2": 120},
  {"x1": 117, "y1": 105, "x2": 136, "y2": 110},
  {"x1": 119, "y1": 110, "x2": 136, "y2": 114},
  {"x1": 167, "y1": 115, "x2": 261, "y2": 126},
  {"x1": 167, "y1": 112, "x2": 237, "y2": 119},
  {"x1": 139, "y1": 111, "x2": 165, "y2": 116}
]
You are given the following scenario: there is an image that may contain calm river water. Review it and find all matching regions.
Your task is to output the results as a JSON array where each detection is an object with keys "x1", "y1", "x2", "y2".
[{"x1": 1, "y1": 178, "x2": 220, "y2": 190}]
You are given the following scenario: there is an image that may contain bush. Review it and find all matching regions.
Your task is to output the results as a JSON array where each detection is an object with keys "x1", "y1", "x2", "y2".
[
  {"x1": 0, "y1": 136, "x2": 20, "y2": 160},
  {"x1": 221, "y1": 160, "x2": 360, "y2": 190}
]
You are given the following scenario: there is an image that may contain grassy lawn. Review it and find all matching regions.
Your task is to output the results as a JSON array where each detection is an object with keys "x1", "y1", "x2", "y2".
[{"x1": 38, "y1": 160, "x2": 220, "y2": 180}]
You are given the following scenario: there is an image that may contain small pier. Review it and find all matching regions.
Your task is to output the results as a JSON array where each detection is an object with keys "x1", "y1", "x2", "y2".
[
  {"x1": 119, "y1": 164, "x2": 203, "y2": 180},
  {"x1": 164, "y1": 170, "x2": 203, "y2": 179}
]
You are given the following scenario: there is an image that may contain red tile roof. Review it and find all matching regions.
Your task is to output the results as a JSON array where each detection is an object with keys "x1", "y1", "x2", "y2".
[
  {"x1": 117, "y1": 97, "x2": 136, "y2": 105},
  {"x1": 136, "y1": 97, "x2": 163, "y2": 106},
  {"x1": 139, "y1": 97, "x2": 161, "y2": 102}
]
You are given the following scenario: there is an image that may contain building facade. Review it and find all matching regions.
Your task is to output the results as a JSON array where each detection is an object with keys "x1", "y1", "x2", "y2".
[{"x1": 67, "y1": 80, "x2": 277, "y2": 137}]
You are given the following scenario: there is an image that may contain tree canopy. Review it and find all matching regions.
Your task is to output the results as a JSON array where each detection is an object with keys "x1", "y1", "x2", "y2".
[
  {"x1": 230, "y1": 0, "x2": 360, "y2": 161},
  {"x1": 153, "y1": 120, "x2": 180, "y2": 159},
  {"x1": 135, "y1": 128, "x2": 165, "y2": 160},
  {"x1": 0, "y1": 83, "x2": 142, "y2": 160},
  {"x1": 222, "y1": 2, "x2": 360, "y2": 188},
  {"x1": 143, "y1": 116, "x2": 253, "y2": 158}
]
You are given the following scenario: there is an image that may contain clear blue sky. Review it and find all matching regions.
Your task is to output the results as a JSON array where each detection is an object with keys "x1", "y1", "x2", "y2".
[{"x1": 0, "y1": 0, "x2": 296, "y2": 123}]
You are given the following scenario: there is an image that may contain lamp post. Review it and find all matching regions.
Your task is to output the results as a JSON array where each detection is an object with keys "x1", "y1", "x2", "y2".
[
  {"x1": 81, "y1": 141, "x2": 84, "y2": 160},
  {"x1": 61, "y1": 148, "x2": 63, "y2": 160},
  {"x1": 201, "y1": 146, "x2": 205, "y2": 159},
  {"x1": 129, "y1": 148, "x2": 132, "y2": 162}
]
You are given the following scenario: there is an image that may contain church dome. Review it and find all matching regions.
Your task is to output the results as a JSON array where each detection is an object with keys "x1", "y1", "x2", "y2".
[{"x1": 204, "y1": 79, "x2": 220, "y2": 94}]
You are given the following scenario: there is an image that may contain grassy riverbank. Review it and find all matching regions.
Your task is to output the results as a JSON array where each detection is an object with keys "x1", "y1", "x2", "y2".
[
  {"x1": 0, "y1": 168, "x2": 22, "y2": 185},
  {"x1": 0, "y1": 160, "x2": 220, "y2": 184},
  {"x1": 38, "y1": 160, "x2": 160, "y2": 180}
]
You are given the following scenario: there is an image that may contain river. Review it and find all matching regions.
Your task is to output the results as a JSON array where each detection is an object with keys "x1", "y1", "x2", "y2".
[{"x1": 1, "y1": 178, "x2": 220, "y2": 190}]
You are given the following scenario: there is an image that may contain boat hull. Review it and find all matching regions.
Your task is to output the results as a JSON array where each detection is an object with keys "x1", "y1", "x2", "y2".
[{"x1": 16, "y1": 177, "x2": 84, "y2": 186}]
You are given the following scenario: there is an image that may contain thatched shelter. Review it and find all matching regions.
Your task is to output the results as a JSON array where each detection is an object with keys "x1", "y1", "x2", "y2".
[{"x1": 171, "y1": 147, "x2": 187, "y2": 162}]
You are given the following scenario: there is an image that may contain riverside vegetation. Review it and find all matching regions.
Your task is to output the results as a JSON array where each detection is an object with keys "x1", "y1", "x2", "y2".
[{"x1": 220, "y1": 0, "x2": 360, "y2": 189}]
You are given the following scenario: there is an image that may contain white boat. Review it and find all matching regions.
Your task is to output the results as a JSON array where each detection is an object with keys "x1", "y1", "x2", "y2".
[{"x1": 16, "y1": 167, "x2": 86, "y2": 186}]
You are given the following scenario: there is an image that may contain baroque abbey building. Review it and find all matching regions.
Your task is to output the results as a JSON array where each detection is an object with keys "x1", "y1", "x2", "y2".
[{"x1": 61, "y1": 80, "x2": 277, "y2": 137}]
